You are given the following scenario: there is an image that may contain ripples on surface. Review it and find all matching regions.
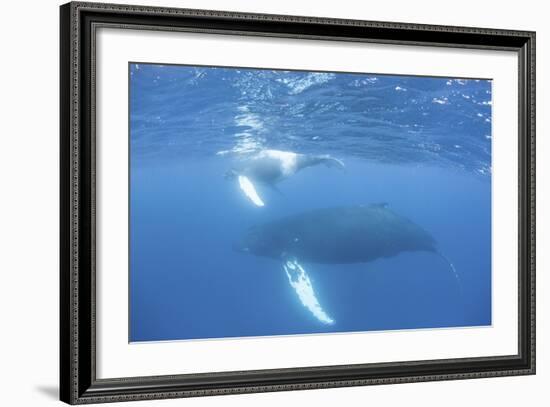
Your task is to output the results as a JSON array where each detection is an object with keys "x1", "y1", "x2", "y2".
[{"x1": 130, "y1": 63, "x2": 492, "y2": 176}]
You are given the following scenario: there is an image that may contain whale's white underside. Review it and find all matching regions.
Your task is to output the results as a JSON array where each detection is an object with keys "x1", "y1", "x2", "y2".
[{"x1": 254, "y1": 149, "x2": 299, "y2": 177}]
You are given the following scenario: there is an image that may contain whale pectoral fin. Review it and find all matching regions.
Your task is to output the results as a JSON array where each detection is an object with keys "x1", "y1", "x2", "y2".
[
  {"x1": 283, "y1": 258, "x2": 335, "y2": 325},
  {"x1": 238, "y1": 175, "x2": 265, "y2": 207}
]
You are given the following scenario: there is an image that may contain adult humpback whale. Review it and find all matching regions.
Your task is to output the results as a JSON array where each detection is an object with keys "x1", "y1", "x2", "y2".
[
  {"x1": 225, "y1": 149, "x2": 344, "y2": 207},
  {"x1": 234, "y1": 204, "x2": 460, "y2": 324}
]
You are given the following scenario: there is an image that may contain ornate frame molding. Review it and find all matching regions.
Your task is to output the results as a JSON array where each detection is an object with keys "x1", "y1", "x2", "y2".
[{"x1": 60, "y1": 2, "x2": 535, "y2": 404}]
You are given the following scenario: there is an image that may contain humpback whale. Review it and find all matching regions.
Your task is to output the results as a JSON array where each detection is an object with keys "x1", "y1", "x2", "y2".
[
  {"x1": 234, "y1": 204, "x2": 460, "y2": 324},
  {"x1": 225, "y1": 149, "x2": 344, "y2": 206}
]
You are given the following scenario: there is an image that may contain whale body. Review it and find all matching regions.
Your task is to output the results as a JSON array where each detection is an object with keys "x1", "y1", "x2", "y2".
[
  {"x1": 234, "y1": 204, "x2": 458, "y2": 325},
  {"x1": 235, "y1": 204, "x2": 437, "y2": 264},
  {"x1": 226, "y1": 149, "x2": 344, "y2": 206}
]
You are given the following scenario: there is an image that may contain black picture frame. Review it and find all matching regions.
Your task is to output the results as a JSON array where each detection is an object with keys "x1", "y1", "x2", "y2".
[{"x1": 60, "y1": 1, "x2": 536, "y2": 404}]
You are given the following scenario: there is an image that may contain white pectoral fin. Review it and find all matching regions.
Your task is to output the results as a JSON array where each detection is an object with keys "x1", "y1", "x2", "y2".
[
  {"x1": 283, "y1": 259, "x2": 335, "y2": 325},
  {"x1": 238, "y1": 175, "x2": 265, "y2": 207}
]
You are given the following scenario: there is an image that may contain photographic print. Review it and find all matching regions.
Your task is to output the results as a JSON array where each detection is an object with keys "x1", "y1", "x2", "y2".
[
  {"x1": 60, "y1": 5, "x2": 535, "y2": 402},
  {"x1": 129, "y1": 63, "x2": 492, "y2": 342}
]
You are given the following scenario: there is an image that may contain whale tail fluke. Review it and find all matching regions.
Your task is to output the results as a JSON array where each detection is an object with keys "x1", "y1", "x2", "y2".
[
  {"x1": 237, "y1": 175, "x2": 265, "y2": 207},
  {"x1": 318, "y1": 155, "x2": 345, "y2": 170},
  {"x1": 436, "y1": 251, "x2": 463, "y2": 296}
]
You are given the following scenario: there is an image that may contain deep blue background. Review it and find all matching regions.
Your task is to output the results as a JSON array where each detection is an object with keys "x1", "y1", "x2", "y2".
[{"x1": 129, "y1": 63, "x2": 492, "y2": 341}]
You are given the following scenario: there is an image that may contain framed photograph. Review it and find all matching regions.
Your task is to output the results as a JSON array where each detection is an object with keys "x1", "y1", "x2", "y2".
[{"x1": 60, "y1": 1, "x2": 536, "y2": 404}]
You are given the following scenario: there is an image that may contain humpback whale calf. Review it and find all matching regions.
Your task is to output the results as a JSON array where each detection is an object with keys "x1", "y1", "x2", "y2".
[
  {"x1": 234, "y1": 204, "x2": 460, "y2": 324},
  {"x1": 225, "y1": 149, "x2": 344, "y2": 207}
]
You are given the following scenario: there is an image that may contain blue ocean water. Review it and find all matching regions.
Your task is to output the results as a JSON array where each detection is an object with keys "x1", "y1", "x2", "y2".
[{"x1": 129, "y1": 63, "x2": 492, "y2": 342}]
